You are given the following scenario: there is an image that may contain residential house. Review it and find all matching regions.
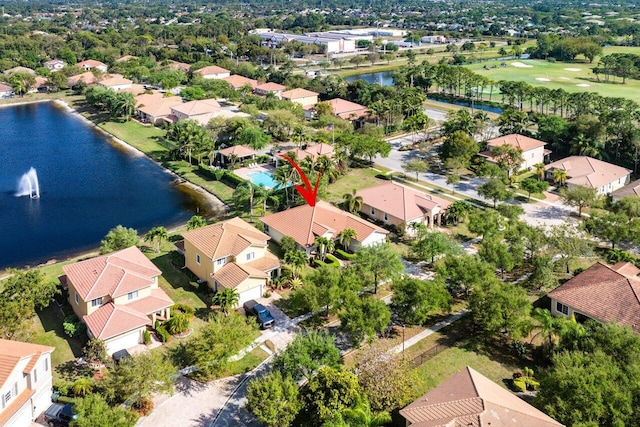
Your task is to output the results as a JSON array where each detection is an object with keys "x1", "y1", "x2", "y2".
[
  {"x1": 3, "y1": 66, "x2": 35, "y2": 76},
  {"x1": 261, "y1": 200, "x2": 389, "y2": 254},
  {"x1": 67, "y1": 71, "x2": 98, "y2": 88},
  {"x1": 136, "y1": 94, "x2": 184, "y2": 125},
  {"x1": 222, "y1": 74, "x2": 258, "y2": 90},
  {"x1": 194, "y1": 65, "x2": 231, "y2": 80},
  {"x1": 280, "y1": 143, "x2": 335, "y2": 163},
  {"x1": 76, "y1": 59, "x2": 108, "y2": 73},
  {"x1": 116, "y1": 55, "x2": 138, "y2": 63},
  {"x1": 43, "y1": 59, "x2": 66, "y2": 72},
  {"x1": 281, "y1": 88, "x2": 319, "y2": 108},
  {"x1": 400, "y1": 366, "x2": 564, "y2": 427},
  {"x1": 0, "y1": 340, "x2": 55, "y2": 427},
  {"x1": 545, "y1": 156, "x2": 631, "y2": 195},
  {"x1": 61, "y1": 246, "x2": 174, "y2": 355},
  {"x1": 181, "y1": 217, "x2": 281, "y2": 306},
  {"x1": 479, "y1": 133, "x2": 550, "y2": 171},
  {"x1": 99, "y1": 74, "x2": 133, "y2": 92},
  {"x1": 548, "y1": 261, "x2": 640, "y2": 333},
  {"x1": 254, "y1": 82, "x2": 286, "y2": 99},
  {"x1": 325, "y1": 98, "x2": 369, "y2": 121},
  {"x1": 218, "y1": 145, "x2": 257, "y2": 166},
  {"x1": 170, "y1": 98, "x2": 221, "y2": 121},
  {"x1": 0, "y1": 83, "x2": 12, "y2": 99},
  {"x1": 166, "y1": 60, "x2": 191, "y2": 73},
  {"x1": 612, "y1": 178, "x2": 640, "y2": 202},
  {"x1": 358, "y1": 181, "x2": 452, "y2": 232}
]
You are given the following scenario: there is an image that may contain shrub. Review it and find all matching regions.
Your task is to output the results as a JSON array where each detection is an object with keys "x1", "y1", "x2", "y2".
[
  {"x1": 53, "y1": 380, "x2": 74, "y2": 397},
  {"x1": 512, "y1": 377, "x2": 526, "y2": 392},
  {"x1": 164, "y1": 313, "x2": 190, "y2": 335},
  {"x1": 63, "y1": 321, "x2": 78, "y2": 338},
  {"x1": 143, "y1": 330, "x2": 151, "y2": 345},
  {"x1": 335, "y1": 249, "x2": 355, "y2": 260},
  {"x1": 607, "y1": 248, "x2": 635, "y2": 263},
  {"x1": 72, "y1": 378, "x2": 94, "y2": 397},
  {"x1": 156, "y1": 325, "x2": 171, "y2": 342},
  {"x1": 510, "y1": 341, "x2": 529, "y2": 359},
  {"x1": 325, "y1": 254, "x2": 340, "y2": 267},
  {"x1": 133, "y1": 398, "x2": 154, "y2": 416},
  {"x1": 222, "y1": 170, "x2": 245, "y2": 187},
  {"x1": 171, "y1": 303, "x2": 195, "y2": 319}
]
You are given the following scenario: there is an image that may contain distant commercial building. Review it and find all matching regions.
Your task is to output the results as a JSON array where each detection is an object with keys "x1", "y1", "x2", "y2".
[
  {"x1": 421, "y1": 35, "x2": 448, "y2": 44},
  {"x1": 254, "y1": 29, "x2": 356, "y2": 54}
]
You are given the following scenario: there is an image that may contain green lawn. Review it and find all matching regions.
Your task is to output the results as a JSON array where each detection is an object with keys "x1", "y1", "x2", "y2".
[
  {"x1": 98, "y1": 121, "x2": 167, "y2": 158},
  {"x1": 146, "y1": 250, "x2": 209, "y2": 309},
  {"x1": 324, "y1": 167, "x2": 386, "y2": 205},
  {"x1": 224, "y1": 347, "x2": 270, "y2": 376}
]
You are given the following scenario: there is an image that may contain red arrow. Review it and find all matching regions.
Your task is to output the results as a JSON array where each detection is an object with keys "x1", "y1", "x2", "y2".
[{"x1": 279, "y1": 154, "x2": 322, "y2": 207}]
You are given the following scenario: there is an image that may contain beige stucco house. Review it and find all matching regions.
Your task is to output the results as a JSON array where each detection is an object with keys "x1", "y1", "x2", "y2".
[
  {"x1": 194, "y1": 65, "x2": 231, "y2": 80},
  {"x1": 254, "y1": 82, "x2": 286, "y2": 99},
  {"x1": 99, "y1": 74, "x2": 133, "y2": 92},
  {"x1": 545, "y1": 156, "x2": 631, "y2": 195},
  {"x1": 76, "y1": 59, "x2": 108, "y2": 73},
  {"x1": 281, "y1": 88, "x2": 319, "y2": 107},
  {"x1": 0, "y1": 340, "x2": 55, "y2": 427},
  {"x1": 61, "y1": 246, "x2": 173, "y2": 355},
  {"x1": 479, "y1": 134, "x2": 550, "y2": 172},
  {"x1": 357, "y1": 181, "x2": 452, "y2": 233},
  {"x1": 181, "y1": 217, "x2": 281, "y2": 306}
]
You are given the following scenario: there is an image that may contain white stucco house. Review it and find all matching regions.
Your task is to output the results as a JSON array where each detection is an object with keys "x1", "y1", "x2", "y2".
[{"x1": 479, "y1": 134, "x2": 551, "y2": 172}]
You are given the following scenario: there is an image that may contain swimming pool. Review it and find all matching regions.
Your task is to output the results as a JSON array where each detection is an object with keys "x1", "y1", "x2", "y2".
[{"x1": 248, "y1": 171, "x2": 280, "y2": 189}]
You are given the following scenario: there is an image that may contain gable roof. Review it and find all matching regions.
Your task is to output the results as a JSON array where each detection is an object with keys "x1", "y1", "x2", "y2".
[
  {"x1": 358, "y1": 181, "x2": 452, "y2": 221},
  {"x1": 255, "y1": 82, "x2": 286, "y2": 92},
  {"x1": 83, "y1": 303, "x2": 151, "y2": 340},
  {"x1": 62, "y1": 246, "x2": 161, "y2": 301},
  {"x1": 195, "y1": 65, "x2": 230, "y2": 76},
  {"x1": 548, "y1": 261, "x2": 640, "y2": 333},
  {"x1": 612, "y1": 178, "x2": 640, "y2": 199},
  {"x1": 487, "y1": 134, "x2": 546, "y2": 152},
  {"x1": 0, "y1": 83, "x2": 12, "y2": 92},
  {"x1": 3, "y1": 66, "x2": 35, "y2": 75},
  {"x1": 325, "y1": 98, "x2": 368, "y2": 120},
  {"x1": 261, "y1": 200, "x2": 388, "y2": 248},
  {"x1": 0, "y1": 340, "x2": 54, "y2": 390},
  {"x1": 166, "y1": 60, "x2": 191, "y2": 72},
  {"x1": 76, "y1": 59, "x2": 106, "y2": 68},
  {"x1": 400, "y1": 366, "x2": 564, "y2": 427},
  {"x1": 171, "y1": 98, "x2": 221, "y2": 116},
  {"x1": 281, "y1": 88, "x2": 319, "y2": 99},
  {"x1": 218, "y1": 144, "x2": 257, "y2": 158},
  {"x1": 545, "y1": 156, "x2": 631, "y2": 189},
  {"x1": 222, "y1": 74, "x2": 258, "y2": 89},
  {"x1": 99, "y1": 74, "x2": 133, "y2": 87},
  {"x1": 182, "y1": 217, "x2": 271, "y2": 261},
  {"x1": 67, "y1": 71, "x2": 98, "y2": 86},
  {"x1": 137, "y1": 96, "x2": 184, "y2": 119},
  {"x1": 213, "y1": 262, "x2": 268, "y2": 289}
]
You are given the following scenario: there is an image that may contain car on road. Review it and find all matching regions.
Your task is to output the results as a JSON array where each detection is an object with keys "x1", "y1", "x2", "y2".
[
  {"x1": 43, "y1": 403, "x2": 78, "y2": 427},
  {"x1": 243, "y1": 300, "x2": 275, "y2": 329}
]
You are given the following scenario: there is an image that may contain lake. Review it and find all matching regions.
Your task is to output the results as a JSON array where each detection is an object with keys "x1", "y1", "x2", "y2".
[
  {"x1": 344, "y1": 71, "x2": 394, "y2": 86},
  {"x1": 0, "y1": 101, "x2": 213, "y2": 269}
]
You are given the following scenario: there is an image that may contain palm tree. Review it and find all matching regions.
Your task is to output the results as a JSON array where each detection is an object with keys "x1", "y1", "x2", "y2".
[
  {"x1": 273, "y1": 164, "x2": 294, "y2": 207},
  {"x1": 253, "y1": 185, "x2": 270, "y2": 216},
  {"x1": 284, "y1": 250, "x2": 308, "y2": 278},
  {"x1": 233, "y1": 181, "x2": 256, "y2": 220},
  {"x1": 187, "y1": 215, "x2": 207, "y2": 230},
  {"x1": 340, "y1": 400, "x2": 391, "y2": 427},
  {"x1": 314, "y1": 236, "x2": 335, "y2": 261},
  {"x1": 339, "y1": 228, "x2": 357, "y2": 251},
  {"x1": 212, "y1": 288, "x2": 239, "y2": 315},
  {"x1": 144, "y1": 226, "x2": 168, "y2": 253},
  {"x1": 112, "y1": 91, "x2": 136, "y2": 120},
  {"x1": 553, "y1": 168, "x2": 568, "y2": 187},
  {"x1": 342, "y1": 189, "x2": 363, "y2": 213},
  {"x1": 533, "y1": 163, "x2": 546, "y2": 181},
  {"x1": 529, "y1": 308, "x2": 562, "y2": 356}
]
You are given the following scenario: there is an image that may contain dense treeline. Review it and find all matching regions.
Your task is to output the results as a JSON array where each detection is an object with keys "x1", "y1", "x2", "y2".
[
  {"x1": 526, "y1": 34, "x2": 602, "y2": 63},
  {"x1": 594, "y1": 53, "x2": 640, "y2": 83}
]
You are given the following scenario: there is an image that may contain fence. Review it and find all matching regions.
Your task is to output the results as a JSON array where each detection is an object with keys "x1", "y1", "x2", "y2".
[{"x1": 408, "y1": 337, "x2": 458, "y2": 368}]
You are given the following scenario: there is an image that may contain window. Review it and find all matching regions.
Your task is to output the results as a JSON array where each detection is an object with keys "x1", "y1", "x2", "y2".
[
  {"x1": 246, "y1": 252, "x2": 255, "y2": 261},
  {"x1": 33, "y1": 369, "x2": 37, "y2": 383},
  {"x1": 383, "y1": 213, "x2": 388, "y2": 221},
  {"x1": 531, "y1": 152, "x2": 534, "y2": 158},
  {"x1": 4, "y1": 391, "x2": 11, "y2": 405},
  {"x1": 127, "y1": 290, "x2": 138, "y2": 300},
  {"x1": 91, "y1": 297, "x2": 103, "y2": 307},
  {"x1": 196, "y1": 254, "x2": 201, "y2": 265},
  {"x1": 264, "y1": 225, "x2": 270, "y2": 232},
  {"x1": 556, "y1": 302, "x2": 569, "y2": 316},
  {"x1": 371, "y1": 207, "x2": 375, "y2": 215},
  {"x1": 216, "y1": 257, "x2": 227, "y2": 266},
  {"x1": 44, "y1": 357, "x2": 49, "y2": 372},
  {"x1": 13, "y1": 383, "x2": 17, "y2": 396},
  {"x1": 74, "y1": 292, "x2": 79, "y2": 305}
]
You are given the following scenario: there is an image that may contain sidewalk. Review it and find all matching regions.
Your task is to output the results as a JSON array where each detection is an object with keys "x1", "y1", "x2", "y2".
[{"x1": 389, "y1": 309, "x2": 468, "y2": 354}]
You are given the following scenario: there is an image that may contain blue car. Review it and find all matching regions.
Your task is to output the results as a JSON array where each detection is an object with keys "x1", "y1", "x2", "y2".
[
  {"x1": 243, "y1": 300, "x2": 275, "y2": 329},
  {"x1": 43, "y1": 403, "x2": 78, "y2": 427}
]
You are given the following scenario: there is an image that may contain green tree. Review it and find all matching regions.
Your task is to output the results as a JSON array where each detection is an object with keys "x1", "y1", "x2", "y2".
[
  {"x1": 437, "y1": 253, "x2": 499, "y2": 298},
  {"x1": 273, "y1": 330, "x2": 340, "y2": 381},
  {"x1": 301, "y1": 367, "x2": 363, "y2": 427},
  {"x1": 339, "y1": 295, "x2": 391, "y2": 346},
  {"x1": 583, "y1": 212, "x2": 640, "y2": 249},
  {"x1": 491, "y1": 144, "x2": 524, "y2": 177},
  {"x1": 529, "y1": 255, "x2": 558, "y2": 291},
  {"x1": 446, "y1": 174, "x2": 460, "y2": 194},
  {"x1": 467, "y1": 208, "x2": 502, "y2": 238},
  {"x1": 353, "y1": 243, "x2": 404, "y2": 294},
  {"x1": 560, "y1": 185, "x2": 599, "y2": 217},
  {"x1": 186, "y1": 215, "x2": 207, "y2": 230},
  {"x1": 342, "y1": 189, "x2": 363, "y2": 213},
  {"x1": 314, "y1": 236, "x2": 335, "y2": 262},
  {"x1": 496, "y1": 203, "x2": 524, "y2": 228},
  {"x1": 478, "y1": 236, "x2": 515, "y2": 278},
  {"x1": 437, "y1": 130, "x2": 479, "y2": 167},
  {"x1": 477, "y1": 178, "x2": 512, "y2": 208},
  {"x1": 280, "y1": 235, "x2": 298, "y2": 255},
  {"x1": 110, "y1": 91, "x2": 136, "y2": 120},
  {"x1": 552, "y1": 168, "x2": 568, "y2": 187},
  {"x1": 412, "y1": 228, "x2": 461, "y2": 265},
  {"x1": 212, "y1": 288, "x2": 240, "y2": 315},
  {"x1": 339, "y1": 228, "x2": 357, "y2": 251},
  {"x1": 402, "y1": 157, "x2": 429, "y2": 181},
  {"x1": 236, "y1": 126, "x2": 271, "y2": 150},
  {"x1": 549, "y1": 224, "x2": 593, "y2": 273},
  {"x1": 613, "y1": 196, "x2": 640, "y2": 218},
  {"x1": 100, "y1": 225, "x2": 139, "y2": 254},
  {"x1": 284, "y1": 250, "x2": 308, "y2": 278},
  {"x1": 520, "y1": 177, "x2": 548, "y2": 200},
  {"x1": 391, "y1": 277, "x2": 451, "y2": 325},
  {"x1": 71, "y1": 394, "x2": 137, "y2": 427},
  {"x1": 233, "y1": 181, "x2": 257, "y2": 220},
  {"x1": 82, "y1": 339, "x2": 108, "y2": 365},
  {"x1": 246, "y1": 371, "x2": 302, "y2": 427},
  {"x1": 144, "y1": 226, "x2": 168, "y2": 253}
]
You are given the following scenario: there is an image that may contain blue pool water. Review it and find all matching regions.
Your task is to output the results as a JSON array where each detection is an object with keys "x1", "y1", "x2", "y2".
[{"x1": 249, "y1": 171, "x2": 280, "y2": 189}]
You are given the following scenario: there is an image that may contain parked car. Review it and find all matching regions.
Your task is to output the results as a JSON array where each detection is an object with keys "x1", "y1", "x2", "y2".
[
  {"x1": 43, "y1": 403, "x2": 78, "y2": 427},
  {"x1": 243, "y1": 300, "x2": 275, "y2": 329}
]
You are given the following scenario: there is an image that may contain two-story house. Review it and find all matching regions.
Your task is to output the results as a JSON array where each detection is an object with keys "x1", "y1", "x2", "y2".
[
  {"x1": 61, "y1": 246, "x2": 174, "y2": 355},
  {"x1": 181, "y1": 217, "x2": 281, "y2": 306},
  {"x1": 545, "y1": 156, "x2": 632, "y2": 195},
  {"x1": 479, "y1": 134, "x2": 550, "y2": 172},
  {"x1": 0, "y1": 340, "x2": 55, "y2": 427},
  {"x1": 76, "y1": 59, "x2": 108, "y2": 73}
]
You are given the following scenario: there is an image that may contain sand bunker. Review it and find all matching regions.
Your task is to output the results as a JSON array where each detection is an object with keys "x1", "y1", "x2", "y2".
[
  {"x1": 535, "y1": 77, "x2": 551, "y2": 82},
  {"x1": 576, "y1": 83, "x2": 591, "y2": 87},
  {"x1": 512, "y1": 62, "x2": 533, "y2": 68},
  {"x1": 559, "y1": 77, "x2": 571, "y2": 80},
  {"x1": 564, "y1": 68, "x2": 582, "y2": 72}
]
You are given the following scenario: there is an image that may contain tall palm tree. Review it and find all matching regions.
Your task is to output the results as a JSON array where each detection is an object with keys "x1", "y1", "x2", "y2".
[
  {"x1": 273, "y1": 165, "x2": 293, "y2": 207},
  {"x1": 212, "y1": 288, "x2": 239, "y2": 315},
  {"x1": 314, "y1": 236, "x2": 335, "y2": 261},
  {"x1": 553, "y1": 168, "x2": 568, "y2": 187},
  {"x1": 284, "y1": 250, "x2": 308, "y2": 278},
  {"x1": 144, "y1": 226, "x2": 168, "y2": 253},
  {"x1": 342, "y1": 189, "x2": 363, "y2": 213},
  {"x1": 340, "y1": 401, "x2": 391, "y2": 427},
  {"x1": 339, "y1": 228, "x2": 357, "y2": 251},
  {"x1": 529, "y1": 308, "x2": 562, "y2": 355},
  {"x1": 533, "y1": 163, "x2": 546, "y2": 181},
  {"x1": 233, "y1": 182, "x2": 256, "y2": 220}
]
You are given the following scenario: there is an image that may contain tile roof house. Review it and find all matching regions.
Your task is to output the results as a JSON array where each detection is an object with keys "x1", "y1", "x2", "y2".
[
  {"x1": 67, "y1": 71, "x2": 98, "y2": 87},
  {"x1": 194, "y1": 65, "x2": 231, "y2": 80},
  {"x1": 254, "y1": 82, "x2": 287, "y2": 99},
  {"x1": 135, "y1": 93, "x2": 184, "y2": 125},
  {"x1": 281, "y1": 88, "x2": 319, "y2": 107},
  {"x1": 43, "y1": 59, "x2": 66, "y2": 72},
  {"x1": 218, "y1": 145, "x2": 257, "y2": 166},
  {"x1": 400, "y1": 366, "x2": 564, "y2": 427},
  {"x1": 61, "y1": 246, "x2": 174, "y2": 355},
  {"x1": 0, "y1": 340, "x2": 55, "y2": 427},
  {"x1": 181, "y1": 217, "x2": 281, "y2": 306},
  {"x1": 3, "y1": 66, "x2": 35, "y2": 75},
  {"x1": 170, "y1": 98, "x2": 221, "y2": 121},
  {"x1": 0, "y1": 82, "x2": 13, "y2": 99},
  {"x1": 98, "y1": 74, "x2": 133, "y2": 91},
  {"x1": 261, "y1": 200, "x2": 388, "y2": 254},
  {"x1": 325, "y1": 98, "x2": 369, "y2": 121},
  {"x1": 76, "y1": 59, "x2": 108, "y2": 73},
  {"x1": 545, "y1": 156, "x2": 631, "y2": 195},
  {"x1": 358, "y1": 181, "x2": 452, "y2": 233},
  {"x1": 611, "y1": 178, "x2": 640, "y2": 202},
  {"x1": 166, "y1": 60, "x2": 191, "y2": 73},
  {"x1": 280, "y1": 143, "x2": 335, "y2": 163},
  {"x1": 479, "y1": 134, "x2": 550, "y2": 171},
  {"x1": 548, "y1": 261, "x2": 640, "y2": 333},
  {"x1": 222, "y1": 74, "x2": 259, "y2": 90}
]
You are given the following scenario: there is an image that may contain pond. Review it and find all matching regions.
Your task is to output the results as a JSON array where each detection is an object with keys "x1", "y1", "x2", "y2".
[
  {"x1": 344, "y1": 71, "x2": 395, "y2": 86},
  {"x1": 0, "y1": 101, "x2": 214, "y2": 269}
]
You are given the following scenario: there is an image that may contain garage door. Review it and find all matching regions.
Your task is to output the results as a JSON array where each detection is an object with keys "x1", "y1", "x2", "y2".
[
  {"x1": 238, "y1": 285, "x2": 263, "y2": 306},
  {"x1": 5, "y1": 402, "x2": 32, "y2": 427},
  {"x1": 105, "y1": 329, "x2": 142, "y2": 355}
]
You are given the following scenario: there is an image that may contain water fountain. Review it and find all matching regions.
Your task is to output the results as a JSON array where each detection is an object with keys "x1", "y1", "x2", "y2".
[{"x1": 16, "y1": 167, "x2": 40, "y2": 199}]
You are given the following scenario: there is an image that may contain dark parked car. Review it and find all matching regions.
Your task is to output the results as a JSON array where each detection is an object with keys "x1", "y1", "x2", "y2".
[
  {"x1": 43, "y1": 403, "x2": 77, "y2": 427},
  {"x1": 243, "y1": 300, "x2": 275, "y2": 329}
]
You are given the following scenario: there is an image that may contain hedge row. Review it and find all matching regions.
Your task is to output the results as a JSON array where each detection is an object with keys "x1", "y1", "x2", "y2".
[{"x1": 335, "y1": 249, "x2": 355, "y2": 260}]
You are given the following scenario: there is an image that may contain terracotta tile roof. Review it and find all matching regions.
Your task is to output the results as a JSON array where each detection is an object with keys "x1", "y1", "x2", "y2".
[
  {"x1": 0, "y1": 339, "x2": 54, "y2": 390},
  {"x1": 0, "y1": 388, "x2": 36, "y2": 426},
  {"x1": 255, "y1": 82, "x2": 286, "y2": 92},
  {"x1": 3, "y1": 66, "x2": 35, "y2": 75},
  {"x1": 612, "y1": 178, "x2": 640, "y2": 199},
  {"x1": 99, "y1": 74, "x2": 133, "y2": 87},
  {"x1": 218, "y1": 145, "x2": 257, "y2": 158},
  {"x1": 326, "y1": 98, "x2": 368, "y2": 120},
  {"x1": 401, "y1": 367, "x2": 564, "y2": 427},
  {"x1": 116, "y1": 55, "x2": 137, "y2": 63},
  {"x1": 261, "y1": 200, "x2": 388, "y2": 248},
  {"x1": 548, "y1": 262, "x2": 640, "y2": 333},
  {"x1": 135, "y1": 92, "x2": 165, "y2": 107},
  {"x1": 281, "y1": 88, "x2": 319, "y2": 99},
  {"x1": 182, "y1": 217, "x2": 271, "y2": 260},
  {"x1": 137, "y1": 96, "x2": 184, "y2": 118},
  {"x1": 487, "y1": 134, "x2": 546, "y2": 152},
  {"x1": 245, "y1": 251, "x2": 281, "y2": 272},
  {"x1": 76, "y1": 59, "x2": 106, "y2": 68},
  {"x1": 212, "y1": 262, "x2": 268, "y2": 289},
  {"x1": 67, "y1": 71, "x2": 98, "y2": 86},
  {"x1": 125, "y1": 288, "x2": 174, "y2": 315},
  {"x1": 171, "y1": 99, "x2": 221, "y2": 116},
  {"x1": 195, "y1": 65, "x2": 230, "y2": 76},
  {"x1": 84, "y1": 303, "x2": 151, "y2": 340},
  {"x1": 545, "y1": 156, "x2": 631, "y2": 189},
  {"x1": 282, "y1": 144, "x2": 334, "y2": 162},
  {"x1": 223, "y1": 74, "x2": 258, "y2": 89},
  {"x1": 44, "y1": 59, "x2": 66, "y2": 67},
  {"x1": 166, "y1": 60, "x2": 191, "y2": 72},
  {"x1": 358, "y1": 181, "x2": 452, "y2": 222},
  {"x1": 62, "y1": 246, "x2": 161, "y2": 301},
  {"x1": 0, "y1": 82, "x2": 12, "y2": 91}
]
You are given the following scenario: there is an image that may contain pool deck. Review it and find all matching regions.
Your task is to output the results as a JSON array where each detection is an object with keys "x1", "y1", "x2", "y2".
[{"x1": 234, "y1": 164, "x2": 277, "y2": 188}]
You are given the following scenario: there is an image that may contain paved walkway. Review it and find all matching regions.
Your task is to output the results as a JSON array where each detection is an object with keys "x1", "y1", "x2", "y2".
[{"x1": 389, "y1": 310, "x2": 468, "y2": 354}]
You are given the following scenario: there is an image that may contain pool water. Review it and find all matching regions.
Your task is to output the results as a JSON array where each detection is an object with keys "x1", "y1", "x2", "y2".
[{"x1": 249, "y1": 171, "x2": 280, "y2": 189}]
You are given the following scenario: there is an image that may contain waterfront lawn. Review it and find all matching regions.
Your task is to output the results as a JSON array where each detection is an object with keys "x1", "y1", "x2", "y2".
[{"x1": 98, "y1": 121, "x2": 167, "y2": 158}]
